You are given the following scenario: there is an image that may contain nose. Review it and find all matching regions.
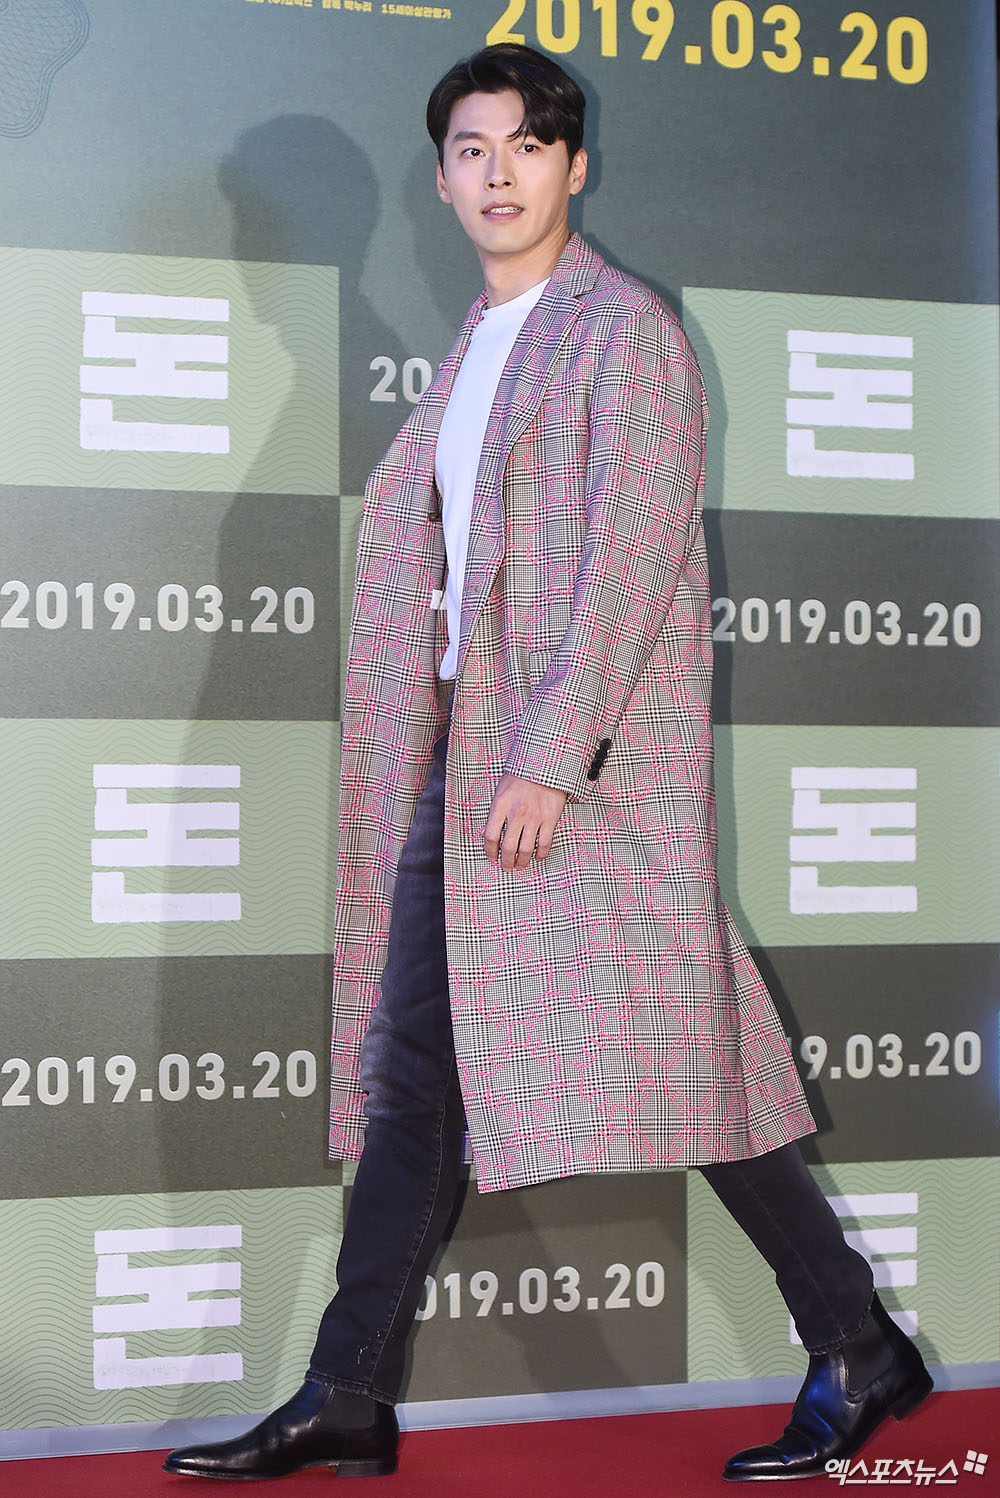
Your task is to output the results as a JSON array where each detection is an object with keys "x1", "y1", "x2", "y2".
[{"x1": 486, "y1": 150, "x2": 514, "y2": 190}]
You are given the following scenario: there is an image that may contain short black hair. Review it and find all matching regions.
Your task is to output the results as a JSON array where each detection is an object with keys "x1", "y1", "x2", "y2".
[{"x1": 426, "y1": 44, "x2": 586, "y2": 167}]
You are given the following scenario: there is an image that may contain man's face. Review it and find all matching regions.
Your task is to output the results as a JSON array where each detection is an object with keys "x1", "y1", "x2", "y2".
[{"x1": 435, "y1": 88, "x2": 586, "y2": 265}]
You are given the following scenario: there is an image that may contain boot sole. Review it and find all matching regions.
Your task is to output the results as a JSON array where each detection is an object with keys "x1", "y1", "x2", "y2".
[
  {"x1": 162, "y1": 1453, "x2": 398, "y2": 1480},
  {"x1": 336, "y1": 1454, "x2": 399, "y2": 1477}
]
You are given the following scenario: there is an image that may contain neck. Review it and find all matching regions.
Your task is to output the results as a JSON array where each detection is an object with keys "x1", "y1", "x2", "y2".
[{"x1": 479, "y1": 225, "x2": 571, "y2": 308}]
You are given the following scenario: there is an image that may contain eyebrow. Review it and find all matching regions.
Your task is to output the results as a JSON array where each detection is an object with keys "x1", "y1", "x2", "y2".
[{"x1": 449, "y1": 125, "x2": 533, "y2": 145}]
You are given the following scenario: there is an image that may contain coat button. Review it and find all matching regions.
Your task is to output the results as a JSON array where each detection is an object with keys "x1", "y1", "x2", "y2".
[{"x1": 586, "y1": 738, "x2": 612, "y2": 780}]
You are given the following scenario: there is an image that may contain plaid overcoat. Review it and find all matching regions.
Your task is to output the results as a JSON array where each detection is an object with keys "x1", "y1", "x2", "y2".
[{"x1": 328, "y1": 234, "x2": 814, "y2": 1192}]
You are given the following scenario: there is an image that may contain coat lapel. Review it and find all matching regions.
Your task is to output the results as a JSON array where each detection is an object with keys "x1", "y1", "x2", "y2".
[{"x1": 454, "y1": 234, "x2": 604, "y2": 678}]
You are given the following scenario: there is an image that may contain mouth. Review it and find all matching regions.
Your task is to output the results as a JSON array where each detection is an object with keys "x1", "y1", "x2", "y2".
[{"x1": 482, "y1": 203, "x2": 523, "y2": 219}]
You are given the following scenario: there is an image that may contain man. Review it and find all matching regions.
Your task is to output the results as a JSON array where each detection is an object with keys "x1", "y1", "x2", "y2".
[{"x1": 165, "y1": 44, "x2": 931, "y2": 1485}]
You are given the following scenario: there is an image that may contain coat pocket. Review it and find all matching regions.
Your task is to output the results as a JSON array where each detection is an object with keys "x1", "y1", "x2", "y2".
[{"x1": 527, "y1": 647, "x2": 554, "y2": 687}]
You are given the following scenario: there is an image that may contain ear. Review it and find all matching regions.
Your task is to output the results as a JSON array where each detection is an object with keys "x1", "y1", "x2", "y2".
[
  {"x1": 436, "y1": 161, "x2": 452, "y2": 205},
  {"x1": 568, "y1": 147, "x2": 588, "y2": 197}
]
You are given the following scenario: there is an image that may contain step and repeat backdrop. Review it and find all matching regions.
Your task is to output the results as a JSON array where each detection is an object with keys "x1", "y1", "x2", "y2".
[{"x1": 1, "y1": 0, "x2": 997, "y2": 1459}]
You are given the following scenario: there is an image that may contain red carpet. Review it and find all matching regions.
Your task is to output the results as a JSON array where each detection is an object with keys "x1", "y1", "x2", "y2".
[{"x1": 5, "y1": 1388, "x2": 997, "y2": 1498}]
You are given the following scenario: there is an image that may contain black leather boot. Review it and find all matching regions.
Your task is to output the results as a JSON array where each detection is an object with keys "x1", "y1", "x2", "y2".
[
  {"x1": 723, "y1": 1294, "x2": 933, "y2": 1481},
  {"x1": 162, "y1": 1380, "x2": 398, "y2": 1480}
]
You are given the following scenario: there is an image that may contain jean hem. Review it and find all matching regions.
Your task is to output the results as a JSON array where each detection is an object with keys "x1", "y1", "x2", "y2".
[
  {"x1": 805, "y1": 1287, "x2": 876, "y2": 1356},
  {"x1": 304, "y1": 1369, "x2": 398, "y2": 1407}
]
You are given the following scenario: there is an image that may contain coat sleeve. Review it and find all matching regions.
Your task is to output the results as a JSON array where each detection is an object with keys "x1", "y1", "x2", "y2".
[{"x1": 501, "y1": 305, "x2": 709, "y2": 802}]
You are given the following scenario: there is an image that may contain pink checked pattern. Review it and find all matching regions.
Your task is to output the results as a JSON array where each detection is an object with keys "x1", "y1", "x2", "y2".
[{"x1": 328, "y1": 235, "x2": 814, "y2": 1192}]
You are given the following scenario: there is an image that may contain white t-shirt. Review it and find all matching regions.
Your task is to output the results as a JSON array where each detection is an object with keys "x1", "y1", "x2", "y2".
[{"x1": 435, "y1": 278, "x2": 548, "y2": 680}]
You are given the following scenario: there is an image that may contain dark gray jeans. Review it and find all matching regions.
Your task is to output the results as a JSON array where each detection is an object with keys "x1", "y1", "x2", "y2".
[{"x1": 308, "y1": 698, "x2": 872, "y2": 1403}]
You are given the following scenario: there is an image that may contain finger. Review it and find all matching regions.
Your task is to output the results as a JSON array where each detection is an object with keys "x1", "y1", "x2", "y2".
[
  {"x1": 514, "y1": 821, "x2": 542, "y2": 871},
  {"x1": 483, "y1": 811, "x2": 503, "y2": 861},
  {"x1": 501, "y1": 819, "x2": 526, "y2": 872},
  {"x1": 514, "y1": 841, "x2": 535, "y2": 869}
]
